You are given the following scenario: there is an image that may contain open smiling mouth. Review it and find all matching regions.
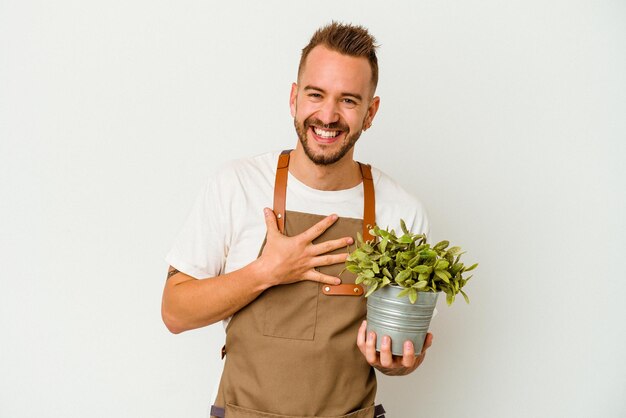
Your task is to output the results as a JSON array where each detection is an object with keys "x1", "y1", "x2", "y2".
[{"x1": 310, "y1": 126, "x2": 344, "y2": 143}]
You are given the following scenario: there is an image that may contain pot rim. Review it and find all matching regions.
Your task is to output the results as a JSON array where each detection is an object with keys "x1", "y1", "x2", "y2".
[{"x1": 383, "y1": 284, "x2": 440, "y2": 293}]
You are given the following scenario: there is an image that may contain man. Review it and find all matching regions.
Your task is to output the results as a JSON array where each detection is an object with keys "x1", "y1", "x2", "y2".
[{"x1": 162, "y1": 22, "x2": 432, "y2": 418}]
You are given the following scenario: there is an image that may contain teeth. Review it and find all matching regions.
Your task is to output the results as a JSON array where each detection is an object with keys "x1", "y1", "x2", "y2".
[{"x1": 313, "y1": 127, "x2": 340, "y2": 138}]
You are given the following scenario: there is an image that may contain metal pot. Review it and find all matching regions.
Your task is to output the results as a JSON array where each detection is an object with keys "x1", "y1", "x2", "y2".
[{"x1": 366, "y1": 285, "x2": 439, "y2": 356}]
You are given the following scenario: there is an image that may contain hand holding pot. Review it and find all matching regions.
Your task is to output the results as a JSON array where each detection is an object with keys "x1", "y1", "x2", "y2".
[{"x1": 357, "y1": 320, "x2": 433, "y2": 376}]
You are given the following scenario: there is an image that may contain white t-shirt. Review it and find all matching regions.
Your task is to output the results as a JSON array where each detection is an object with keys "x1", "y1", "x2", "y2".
[{"x1": 165, "y1": 151, "x2": 430, "y2": 324}]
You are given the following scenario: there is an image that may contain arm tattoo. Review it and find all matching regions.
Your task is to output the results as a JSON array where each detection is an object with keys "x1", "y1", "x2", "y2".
[{"x1": 167, "y1": 268, "x2": 181, "y2": 280}]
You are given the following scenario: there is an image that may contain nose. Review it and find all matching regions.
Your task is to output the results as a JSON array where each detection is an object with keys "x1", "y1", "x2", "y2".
[{"x1": 317, "y1": 99, "x2": 340, "y2": 125}]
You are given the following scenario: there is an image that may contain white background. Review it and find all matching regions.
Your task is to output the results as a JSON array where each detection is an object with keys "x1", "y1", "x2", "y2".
[{"x1": 1, "y1": 1, "x2": 625, "y2": 417}]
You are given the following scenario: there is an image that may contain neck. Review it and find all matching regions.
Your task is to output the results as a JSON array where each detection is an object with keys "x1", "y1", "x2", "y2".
[{"x1": 289, "y1": 146, "x2": 362, "y2": 191}]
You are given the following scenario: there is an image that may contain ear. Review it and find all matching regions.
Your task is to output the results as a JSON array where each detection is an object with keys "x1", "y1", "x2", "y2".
[
  {"x1": 363, "y1": 96, "x2": 380, "y2": 131},
  {"x1": 289, "y1": 82, "x2": 298, "y2": 118}
]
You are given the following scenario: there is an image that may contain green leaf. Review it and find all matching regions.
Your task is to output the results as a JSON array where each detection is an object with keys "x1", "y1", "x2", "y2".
[
  {"x1": 434, "y1": 270, "x2": 450, "y2": 284},
  {"x1": 362, "y1": 244, "x2": 374, "y2": 254},
  {"x1": 414, "y1": 281, "x2": 428, "y2": 290},
  {"x1": 395, "y1": 269, "x2": 412, "y2": 283},
  {"x1": 413, "y1": 265, "x2": 431, "y2": 274},
  {"x1": 358, "y1": 260, "x2": 373, "y2": 269},
  {"x1": 446, "y1": 292, "x2": 455, "y2": 306},
  {"x1": 400, "y1": 219, "x2": 409, "y2": 235},
  {"x1": 460, "y1": 289, "x2": 470, "y2": 304},
  {"x1": 418, "y1": 272, "x2": 430, "y2": 282},
  {"x1": 355, "y1": 250, "x2": 368, "y2": 261},
  {"x1": 399, "y1": 235, "x2": 413, "y2": 244},
  {"x1": 408, "y1": 254, "x2": 421, "y2": 267},
  {"x1": 382, "y1": 277, "x2": 391, "y2": 287},
  {"x1": 447, "y1": 246, "x2": 462, "y2": 256},
  {"x1": 356, "y1": 231, "x2": 363, "y2": 245},
  {"x1": 398, "y1": 252, "x2": 413, "y2": 263},
  {"x1": 450, "y1": 262, "x2": 464, "y2": 275},
  {"x1": 363, "y1": 269, "x2": 375, "y2": 279},
  {"x1": 346, "y1": 264, "x2": 360, "y2": 273},
  {"x1": 379, "y1": 237, "x2": 388, "y2": 253},
  {"x1": 434, "y1": 240, "x2": 450, "y2": 251},
  {"x1": 465, "y1": 263, "x2": 478, "y2": 272},
  {"x1": 396, "y1": 288, "x2": 411, "y2": 298},
  {"x1": 382, "y1": 268, "x2": 393, "y2": 279},
  {"x1": 364, "y1": 283, "x2": 379, "y2": 298},
  {"x1": 435, "y1": 260, "x2": 449, "y2": 270},
  {"x1": 409, "y1": 287, "x2": 418, "y2": 304},
  {"x1": 420, "y1": 249, "x2": 437, "y2": 260},
  {"x1": 414, "y1": 234, "x2": 427, "y2": 245},
  {"x1": 355, "y1": 275, "x2": 365, "y2": 284},
  {"x1": 372, "y1": 263, "x2": 380, "y2": 274}
]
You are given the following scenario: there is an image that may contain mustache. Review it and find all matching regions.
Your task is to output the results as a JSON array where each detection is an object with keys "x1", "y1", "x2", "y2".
[{"x1": 304, "y1": 117, "x2": 349, "y2": 132}]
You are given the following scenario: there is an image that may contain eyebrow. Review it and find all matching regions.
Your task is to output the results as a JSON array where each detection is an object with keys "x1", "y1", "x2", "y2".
[{"x1": 303, "y1": 85, "x2": 363, "y2": 102}]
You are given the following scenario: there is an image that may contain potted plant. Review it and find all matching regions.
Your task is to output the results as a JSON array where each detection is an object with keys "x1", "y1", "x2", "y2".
[{"x1": 345, "y1": 220, "x2": 477, "y2": 355}]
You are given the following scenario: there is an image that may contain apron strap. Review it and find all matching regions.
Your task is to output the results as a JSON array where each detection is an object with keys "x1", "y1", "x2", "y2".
[
  {"x1": 273, "y1": 150, "x2": 376, "y2": 241},
  {"x1": 273, "y1": 150, "x2": 291, "y2": 234},
  {"x1": 358, "y1": 162, "x2": 375, "y2": 242}
]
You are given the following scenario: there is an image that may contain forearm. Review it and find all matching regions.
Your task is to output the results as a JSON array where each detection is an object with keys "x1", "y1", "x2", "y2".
[
  {"x1": 161, "y1": 259, "x2": 274, "y2": 334},
  {"x1": 162, "y1": 211, "x2": 350, "y2": 334}
]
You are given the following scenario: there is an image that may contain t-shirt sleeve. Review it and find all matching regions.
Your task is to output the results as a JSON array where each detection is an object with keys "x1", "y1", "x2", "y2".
[
  {"x1": 405, "y1": 200, "x2": 430, "y2": 238},
  {"x1": 373, "y1": 168, "x2": 430, "y2": 239},
  {"x1": 165, "y1": 177, "x2": 229, "y2": 279}
]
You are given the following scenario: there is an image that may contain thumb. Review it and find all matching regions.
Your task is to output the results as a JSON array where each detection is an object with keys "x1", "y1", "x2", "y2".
[{"x1": 263, "y1": 208, "x2": 279, "y2": 235}]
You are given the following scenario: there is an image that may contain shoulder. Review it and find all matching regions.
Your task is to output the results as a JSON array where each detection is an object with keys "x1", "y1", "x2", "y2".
[
  {"x1": 196, "y1": 151, "x2": 279, "y2": 221},
  {"x1": 202, "y1": 151, "x2": 280, "y2": 195},
  {"x1": 371, "y1": 166, "x2": 424, "y2": 208},
  {"x1": 370, "y1": 166, "x2": 430, "y2": 235},
  {"x1": 213, "y1": 151, "x2": 279, "y2": 184}
]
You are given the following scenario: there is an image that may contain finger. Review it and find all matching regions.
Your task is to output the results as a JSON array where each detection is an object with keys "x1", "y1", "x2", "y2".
[
  {"x1": 422, "y1": 333, "x2": 434, "y2": 353},
  {"x1": 301, "y1": 269, "x2": 341, "y2": 285},
  {"x1": 402, "y1": 340, "x2": 417, "y2": 368},
  {"x1": 356, "y1": 320, "x2": 367, "y2": 352},
  {"x1": 310, "y1": 253, "x2": 349, "y2": 268},
  {"x1": 365, "y1": 330, "x2": 379, "y2": 365},
  {"x1": 263, "y1": 208, "x2": 279, "y2": 235},
  {"x1": 310, "y1": 236, "x2": 354, "y2": 256},
  {"x1": 379, "y1": 335, "x2": 394, "y2": 368},
  {"x1": 300, "y1": 214, "x2": 338, "y2": 243}
]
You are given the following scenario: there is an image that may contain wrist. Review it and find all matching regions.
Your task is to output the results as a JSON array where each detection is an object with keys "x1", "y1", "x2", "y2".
[{"x1": 247, "y1": 257, "x2": 277, "y2": 291}]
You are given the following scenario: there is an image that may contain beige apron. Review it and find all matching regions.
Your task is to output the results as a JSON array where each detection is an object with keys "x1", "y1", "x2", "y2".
[{"x1": 211, "y1": 150, "x2": 384, "y2": 418}]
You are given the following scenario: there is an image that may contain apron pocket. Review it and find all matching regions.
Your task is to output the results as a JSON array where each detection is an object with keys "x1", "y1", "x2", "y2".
[
  {"x1": 225, "y1": 403, "x2": 376, "y2": 418},
  {"x1": 262, "y1": 281, "x2": 319, "y2": 340}
]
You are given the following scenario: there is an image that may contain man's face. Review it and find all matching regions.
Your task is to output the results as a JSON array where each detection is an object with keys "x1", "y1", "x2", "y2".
[{"x1": 290, "y1": 45, "x2": 380, "y2": 166}]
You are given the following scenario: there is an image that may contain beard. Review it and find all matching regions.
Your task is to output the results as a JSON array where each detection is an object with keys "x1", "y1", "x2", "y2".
[{"x1": 294, "y1": 115, "x2": 363, "y2": 166}]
